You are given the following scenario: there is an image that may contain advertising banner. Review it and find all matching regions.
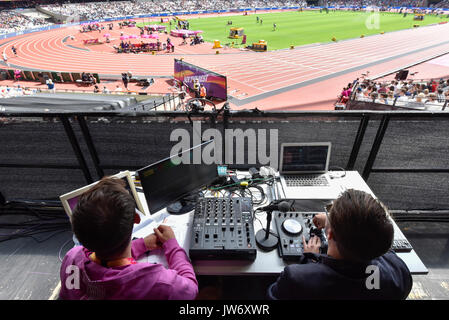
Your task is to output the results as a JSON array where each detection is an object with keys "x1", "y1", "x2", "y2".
[{"x1": 174, "y1": 59, "x2": 227, "y2": 100}]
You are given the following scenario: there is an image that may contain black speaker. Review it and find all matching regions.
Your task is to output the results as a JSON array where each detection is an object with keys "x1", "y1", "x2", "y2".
[{"x1": 395, "y1": 70, "x2": 409, "y2": 81}]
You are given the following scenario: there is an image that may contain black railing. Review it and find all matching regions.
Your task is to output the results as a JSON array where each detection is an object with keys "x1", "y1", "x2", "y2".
[{"x1": 1, "y1": 109, "x2": 449, "y2": 210}]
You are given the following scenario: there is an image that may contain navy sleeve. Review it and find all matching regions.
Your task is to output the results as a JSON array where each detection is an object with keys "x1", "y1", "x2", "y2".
[
  {"x1": 267, "y1": 266, "x2": 304, "y2": 300},
  {"x1": 382, "y1": 251, "x2": 413, "y2": 299},
  {"x1": 267, "y1": 253, "x2": 320, "y2": 300}
]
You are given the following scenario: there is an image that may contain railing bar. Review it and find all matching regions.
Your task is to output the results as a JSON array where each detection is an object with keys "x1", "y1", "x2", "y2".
[{"x1": 60, "y1": 115, "x2": 93, "y2": 184}]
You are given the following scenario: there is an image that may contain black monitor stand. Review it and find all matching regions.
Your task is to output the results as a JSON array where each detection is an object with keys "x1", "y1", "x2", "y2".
[{"x1": 166, "y1": 194, "x2": 197, "y2": 215}]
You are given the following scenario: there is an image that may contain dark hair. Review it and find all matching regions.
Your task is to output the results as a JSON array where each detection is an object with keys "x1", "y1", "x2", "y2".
[
  {"x1": 71, "y1": 177, "x2": 136, "y2": 258},
  {"x1": 328, "y1": 189, "x2": 393, "y2": 262}
]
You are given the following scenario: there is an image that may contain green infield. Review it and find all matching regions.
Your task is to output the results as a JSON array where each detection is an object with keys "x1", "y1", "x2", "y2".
[{"x1": 138, "y1": 10, "x2": 449, "y2": 50}]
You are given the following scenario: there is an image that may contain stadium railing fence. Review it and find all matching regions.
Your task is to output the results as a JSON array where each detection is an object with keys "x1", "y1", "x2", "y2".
[{"x1": 1, "y1": 109, "x2": 449, "y2": 211}]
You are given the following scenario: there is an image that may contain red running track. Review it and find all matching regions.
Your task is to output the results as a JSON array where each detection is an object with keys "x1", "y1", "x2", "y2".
[{"x1": 2, "y1": 18, "x2": 449, "y2": 110}]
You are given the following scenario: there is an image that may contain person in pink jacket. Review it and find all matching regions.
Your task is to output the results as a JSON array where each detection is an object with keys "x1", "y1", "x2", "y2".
[{"x1": 59, "y1": 177, "x2": 198, "y2": 300}]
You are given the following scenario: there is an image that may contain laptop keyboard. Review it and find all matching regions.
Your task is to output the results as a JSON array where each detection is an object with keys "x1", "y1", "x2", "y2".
[{"x1": 285, "y1": 175, "x2": 330, "y2": 187}]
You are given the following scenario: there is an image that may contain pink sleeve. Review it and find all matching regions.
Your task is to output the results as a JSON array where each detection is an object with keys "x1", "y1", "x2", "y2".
[
  {"x1": 162, "y1": 238, "x2": 198, "y2": 300},
  {"x1": 131, "y1": 238, "x2": 150, "y2": 260}
]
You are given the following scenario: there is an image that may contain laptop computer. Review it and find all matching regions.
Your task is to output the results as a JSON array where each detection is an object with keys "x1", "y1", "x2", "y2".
[
  {"x1": 59, "y1": 171, "x2": 145, "y2": 220},
  {"x1": 279, "y1": 142, "x2": 341, "y2": 199}
]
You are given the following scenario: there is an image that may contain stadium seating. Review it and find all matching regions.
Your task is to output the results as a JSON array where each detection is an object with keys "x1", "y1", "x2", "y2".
[
  {"x1": 61, "y1": 72, "x2": 73, "y2": 83},
  {"x1": 340, "y1": 78, "x2": 449, "y2": 111},
  {"x1": 23, "y1": 71, "x2": 34, "y2": 81},
  {"x1": 2, "y1": 67, "x2": 100, "y2": 86}
]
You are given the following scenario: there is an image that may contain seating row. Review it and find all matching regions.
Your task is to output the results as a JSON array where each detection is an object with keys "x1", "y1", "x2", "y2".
[{"x1": 1, "y1": 69, "x2": 100, "y2": 85}]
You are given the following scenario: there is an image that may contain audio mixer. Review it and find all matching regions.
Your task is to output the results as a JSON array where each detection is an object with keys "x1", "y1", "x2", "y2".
[
  {"x1": 189, "y1": 197, "x2": 257, "y2": 260},
  {"x1": 274, "y1": 211, "x2": 328, "y2": 261}
]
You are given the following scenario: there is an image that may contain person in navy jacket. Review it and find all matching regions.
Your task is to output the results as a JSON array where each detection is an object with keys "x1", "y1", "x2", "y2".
[{"x1": 268, "y1": 189, "x2": 412, "y2": 300}]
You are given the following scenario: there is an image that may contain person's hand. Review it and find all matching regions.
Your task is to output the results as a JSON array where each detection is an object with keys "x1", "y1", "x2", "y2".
[
  {"x1": 153, "y1": 224, "x2": 176, "y2": 244},
  {"x1": 143, "y1": 233, "x2": 162, "y2": 251},
  {"x1": 312, "y1": 213, "x2": 327, "y2": 230},
  {"x1": 303, "y1": 235, "x2": 321, "y2": 254}
]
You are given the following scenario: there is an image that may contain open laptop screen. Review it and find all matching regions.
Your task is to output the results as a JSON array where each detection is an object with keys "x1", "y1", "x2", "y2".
[{"x1": 281, "y1": 144, "x2": 330, "y2": 173}]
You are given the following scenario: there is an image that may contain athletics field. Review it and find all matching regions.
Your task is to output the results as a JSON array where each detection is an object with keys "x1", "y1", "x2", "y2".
[{"x1": 140, "y1": 10, "x2": 449, "y2": 50}]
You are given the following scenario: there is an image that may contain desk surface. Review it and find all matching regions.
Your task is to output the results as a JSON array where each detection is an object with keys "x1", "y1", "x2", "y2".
[{"x1": 136, "y1": 171, "x2": 428, "y2": 275}]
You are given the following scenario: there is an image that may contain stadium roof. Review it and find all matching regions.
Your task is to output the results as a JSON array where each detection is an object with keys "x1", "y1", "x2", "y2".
[{"x1": 0, "y1": 93, "x2": 138, "y2": 113}]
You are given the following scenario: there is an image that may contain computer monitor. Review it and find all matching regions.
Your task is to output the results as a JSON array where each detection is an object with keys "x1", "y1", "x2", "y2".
[
  {"x1": 137, "y1": 140, "x2": 218, "y2": 215},
  {"x1": 59, "y1": 170, "x2": 144, "y2": 220}
]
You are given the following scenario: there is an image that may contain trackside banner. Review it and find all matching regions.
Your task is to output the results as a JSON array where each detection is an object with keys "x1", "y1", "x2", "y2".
[{"x1": 174, "y1": 58, "x2": 227, "y2": 101}]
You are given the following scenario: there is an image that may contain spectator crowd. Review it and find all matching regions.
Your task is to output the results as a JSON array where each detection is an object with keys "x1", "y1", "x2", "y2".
[
  {"x1": 0, "y1": 85, "x2": 37, "y2": 98},
  {"x1": 324, "y1": 0, "x2": 424, "y2": 7},
  {"x1": 344, "y1": 77, "x2": 449, "y2": 110},
  {"x1": 432, "y1": 0, "x2": 449, "y2": 9},
  {"x1": 1, "y1": 0, "x2": 448, "y2": 35},
  {"x1": 0, "y1": 10, "x2": 52, "y2": 35},
  {"x1": 41, "y1": 0, "x2": 308, "y2": 21}
]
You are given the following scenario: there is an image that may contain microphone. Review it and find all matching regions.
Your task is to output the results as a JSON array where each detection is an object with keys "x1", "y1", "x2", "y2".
[
  {"x1": 256, "y1": 201, "x2": 291, "y2": 252},
  {"x1": 259, "y1": 201, "x2": 291, "y2": 212}
]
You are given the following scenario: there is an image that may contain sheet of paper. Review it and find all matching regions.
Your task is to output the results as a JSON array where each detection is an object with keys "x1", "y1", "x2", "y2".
[
  {"x1": 132, "y1": 211, "x2": 170, "y2": 239},
  {"x1": 135, "y1": 211, "x2": 193, "y2": 268}
]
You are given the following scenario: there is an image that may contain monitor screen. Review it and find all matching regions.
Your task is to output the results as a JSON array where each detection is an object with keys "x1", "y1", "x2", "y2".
[
  {"x1": 65, "y1": 176, "x2": 134, "y2": 211},
  {"x1": 60, "y1": 171, "x2": 144, "y2": 219},
  {"x1": 137, "y1": 141, "x2": 218, "y2": 214},
  {"x1": 281, "y1": 145, "x2": 329, "y2": 173}
]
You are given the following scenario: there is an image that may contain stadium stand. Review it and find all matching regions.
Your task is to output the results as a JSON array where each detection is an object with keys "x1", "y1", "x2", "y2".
[
  {"x1": 338, "y1": 77, "x2": 449, "y2": 111},
  {"x1": 41, "y1": 0, "x2": 308, "y2": 21},
  {"x1": 0, "y1": 0, "x2": 448, "y2": 35},
  {"x1": 0, "y1": 85, "x2": 37, "y2": 98},
  {"x1": 0, "y1": 9, "x2": 52, "y2": 35}
]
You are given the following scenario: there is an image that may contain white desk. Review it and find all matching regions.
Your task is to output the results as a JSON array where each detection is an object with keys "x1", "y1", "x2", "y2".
[
  {"x1": 135, "y1": 171, "x2": 428, "y2": 275},
  {"x1": 276, "y1": 171, "x2": 428, "y2": 275}
]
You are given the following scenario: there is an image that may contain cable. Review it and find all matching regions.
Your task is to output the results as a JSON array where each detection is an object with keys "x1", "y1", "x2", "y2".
[
  {"x1": 0, "y1": 202, "x2": 71, "y2": 244},
  {"x1": 328, "y1": 166, "x2": 346, "y2": 179}
]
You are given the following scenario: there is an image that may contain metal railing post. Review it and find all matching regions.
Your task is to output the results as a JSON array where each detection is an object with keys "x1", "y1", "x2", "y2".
[
  {"x1": 77, "y1": 116, "x2": 105, "y2": 179},
  {"x1": 346, "y1": 114, "x2": 370, "y2": 170},
  {"x1": 60, "y1": 115, "x2": 93, "y2": 184},
  {"x1": 362, "y1": 115, "x2": 390, "y2": 181}
]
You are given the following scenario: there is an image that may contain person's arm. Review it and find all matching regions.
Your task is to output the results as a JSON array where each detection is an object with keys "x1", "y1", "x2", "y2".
[
  {"x1": 267, "y1": 264, "x2": 308, "y2": 300},
  {"x1": 383, "y1": 250, "x2": 413, "y2": 299},
  {"x1": 154, "y1": 225, "x2": 198, "y2": 299},
  {"x1": 130, "y1": 237, "x2": 156, "y2": 260},
  {"x1": 312, "y1": 213, "x2": 326, "y2": 230}
]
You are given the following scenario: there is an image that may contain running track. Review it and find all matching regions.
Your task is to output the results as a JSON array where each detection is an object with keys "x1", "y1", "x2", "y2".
[{"x1": 2, "y1": 20, "x2": 449, "y2": 108}]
